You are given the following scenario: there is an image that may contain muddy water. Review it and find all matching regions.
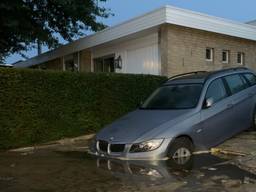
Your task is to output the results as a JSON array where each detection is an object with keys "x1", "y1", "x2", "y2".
[{"x1": 0, "y1": 150, "x2": 255, "y2": 192}]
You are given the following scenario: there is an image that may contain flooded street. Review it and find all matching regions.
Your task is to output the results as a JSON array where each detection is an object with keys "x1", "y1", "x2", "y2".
[{"x1": 1, "y1": 148, "x2": 256, "y2": 192}]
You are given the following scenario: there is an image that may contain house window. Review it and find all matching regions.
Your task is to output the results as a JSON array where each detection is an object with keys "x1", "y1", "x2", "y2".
[
  {"x1": 64, "y1": 53, "x2": 79, "y2": 72},
  {"x1": 94, "y1": 55, "x2": 115, "y2": 72},
  {"x1": 222, "y1": 50, "x2": 229, "y2": 64},
  {"x1": 206, "y1": 48, "x2": 214, "y2": 61},
  {"x1": 237, "y1": 52, "x2": 245, "y2": 65}
]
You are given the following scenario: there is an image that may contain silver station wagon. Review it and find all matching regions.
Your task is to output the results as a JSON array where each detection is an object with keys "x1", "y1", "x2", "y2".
[{"x1": 90, "y1": 67, "x2": 256, "y2": 160}]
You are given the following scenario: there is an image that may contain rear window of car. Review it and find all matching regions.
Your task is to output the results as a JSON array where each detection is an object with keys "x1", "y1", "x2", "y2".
[
  {"x1": 243, "y1": 73, "x2": 256, "y2": 86},
  {"x1": 224, "y1": 74, "x2": 247, "y2": 95}
]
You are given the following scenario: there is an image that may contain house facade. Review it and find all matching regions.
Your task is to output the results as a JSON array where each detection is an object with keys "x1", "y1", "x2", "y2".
[{"x1": 15, "y1": 6, "x2": 256, "y2": 76}]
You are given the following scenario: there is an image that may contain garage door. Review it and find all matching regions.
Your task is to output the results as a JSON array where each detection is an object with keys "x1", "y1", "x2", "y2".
[{"x1": 126, "y1": 43, "x2": 160, "y2": 75}]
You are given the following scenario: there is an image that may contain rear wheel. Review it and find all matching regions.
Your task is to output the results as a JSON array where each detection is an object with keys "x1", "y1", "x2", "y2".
[{"x1": 167, "y1": 137, "x2": 194, "y2": 163}]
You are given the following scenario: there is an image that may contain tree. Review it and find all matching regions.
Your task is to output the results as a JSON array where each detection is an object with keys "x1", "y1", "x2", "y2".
[{"x1": 0, "y1": 0, "x2": 112, "y2": 63}]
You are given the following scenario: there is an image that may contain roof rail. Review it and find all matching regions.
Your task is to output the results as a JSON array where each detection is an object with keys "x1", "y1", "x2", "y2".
[
  {"x1": 230, "y1": 67, "x2": 248, "y2": 71},
  {"x1": 204, "y1": 67, "x2": 249, "y2": 82},
  {"x1": 167, "y1": 71, "x2": 207, "y2": 81}
]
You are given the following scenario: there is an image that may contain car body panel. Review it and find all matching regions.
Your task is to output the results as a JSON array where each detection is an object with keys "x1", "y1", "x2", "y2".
[{"x1": 96, "y1": 109, "x2": 192, "y2": 144}]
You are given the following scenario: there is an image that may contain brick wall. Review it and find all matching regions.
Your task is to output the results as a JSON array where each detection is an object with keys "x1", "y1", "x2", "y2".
[{"x1": 161, "y1": 24, "x2": 256, "y2": 76}]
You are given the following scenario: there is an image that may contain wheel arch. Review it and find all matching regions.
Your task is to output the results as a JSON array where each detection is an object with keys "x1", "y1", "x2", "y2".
[
  {"x1": 174, "y1": 135, "x2": 194, "y2": 144},
  {"x1": 165, "y1": 134, "x2": 194, "y2": 156}
]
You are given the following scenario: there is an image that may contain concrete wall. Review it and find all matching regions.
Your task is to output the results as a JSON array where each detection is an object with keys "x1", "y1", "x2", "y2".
[
  {"x1": 161, "y1": 24, "x2": 256, "y2": 77},
  {"x1": 79, "y1": 49, "x2": 92, "y2": 72},
  {"x1": 91, "y1": 32, "x2": 160, "y2": 75}
]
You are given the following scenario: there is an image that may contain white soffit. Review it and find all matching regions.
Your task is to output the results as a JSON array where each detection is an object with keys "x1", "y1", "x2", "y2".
[
  {"x1": 166, "y1": 6, "x2": 256, "y2": 41},
  {"x1": 15, "y1": 5, "x2": 256, "y2": 68}
]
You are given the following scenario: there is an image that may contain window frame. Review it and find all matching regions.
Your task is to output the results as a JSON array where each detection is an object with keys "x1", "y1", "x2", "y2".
[
  {"x1": 206, "y1": 48, "x2": 214, "y2": 62},
  {"x1": 222, "y1": 50, "x2": 230, "y2": 64},
  {"x1": 237, "y1": 52, "x2": 245, "y2": 65}
]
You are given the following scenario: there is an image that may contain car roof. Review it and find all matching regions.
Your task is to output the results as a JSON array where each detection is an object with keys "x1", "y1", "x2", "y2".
[{"x1": 164, "y1": 67, "x2": 253, "y2": 85}]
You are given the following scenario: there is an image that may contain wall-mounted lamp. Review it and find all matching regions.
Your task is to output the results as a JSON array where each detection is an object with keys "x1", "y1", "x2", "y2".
[{"x1": 114, "y1": 55, "x2": 122, "y2": 69}]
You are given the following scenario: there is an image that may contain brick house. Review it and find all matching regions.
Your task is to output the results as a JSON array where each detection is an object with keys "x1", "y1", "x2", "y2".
[{"x1": 14, "y1": 6, "x2": 256, "y2": 76}]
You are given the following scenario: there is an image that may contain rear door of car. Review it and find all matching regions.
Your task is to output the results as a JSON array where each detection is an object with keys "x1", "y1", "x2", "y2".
[{"x1": 223, "y1": 74, "x2": 252, "y2": 135}]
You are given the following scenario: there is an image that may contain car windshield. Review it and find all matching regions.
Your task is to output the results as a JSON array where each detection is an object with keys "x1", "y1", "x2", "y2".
[{"x1": 141, "y1": 84, "x2": 203, "y2": 110}]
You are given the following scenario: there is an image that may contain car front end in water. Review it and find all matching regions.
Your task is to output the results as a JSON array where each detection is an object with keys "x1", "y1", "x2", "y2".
[{"x1": 89, "y1": 137, "x2": 173, "y2": 160}]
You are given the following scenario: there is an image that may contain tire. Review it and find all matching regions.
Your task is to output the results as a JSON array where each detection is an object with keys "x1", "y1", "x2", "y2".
[
  {"x1": 167, "y1": 137, "x2": 194, "y2": 162},
  {"x1": 166, "y1": 154, "x2": 193, "y2": 170}
]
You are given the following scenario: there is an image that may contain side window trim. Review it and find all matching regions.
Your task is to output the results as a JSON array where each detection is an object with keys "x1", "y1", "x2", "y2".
[{"x1": 221, "y1": 77, "x2": 232, "y2": 96}]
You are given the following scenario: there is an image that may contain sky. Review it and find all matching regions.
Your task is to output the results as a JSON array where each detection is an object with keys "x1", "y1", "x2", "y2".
[{"x1": 6, "y1": 0, "x2": 256, "y2": 64}]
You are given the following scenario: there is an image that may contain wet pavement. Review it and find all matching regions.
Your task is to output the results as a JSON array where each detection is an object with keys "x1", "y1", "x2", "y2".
[
  {"x1": 0, "y1": 148, "x2": 256, "y2": 192},
  {"x1": 1, "y1": 132, "x2": 256, "y2": 192}
]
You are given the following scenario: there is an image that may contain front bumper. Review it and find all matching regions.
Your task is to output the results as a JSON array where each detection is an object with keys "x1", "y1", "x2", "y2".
[{"x1": 89, "y1": 138, "x2": 172, "y2": 160}]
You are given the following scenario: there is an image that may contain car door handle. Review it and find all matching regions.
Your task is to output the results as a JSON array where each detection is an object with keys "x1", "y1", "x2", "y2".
[{"x1": 226, "y1": 104, "x2": 233, "y2": 109}]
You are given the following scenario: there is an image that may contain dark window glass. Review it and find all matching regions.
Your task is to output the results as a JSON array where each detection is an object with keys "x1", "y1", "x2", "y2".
[
  {"x1": 141, "y1": 84, "x2": 203, "y2": 110},
  {"x1": 222, "y1": 52, "x2": 227, "y2": 62},
  {"x1": 224, "y1": 75, "x2": 246, "y2": 94},
  {"x1": 240, "y1": 75, "x2": 250, "y2": 88},
  {"x1": 94, "y1": 58, "x2": 104, "y2": 72},
  {"x1": 94, "y1": 56, "x2": 115, "y2": 73},
  {"x1": 206, "y1": 79, "x2": 227, "y2": 104},
  {"x1": 64, "y1": 53, "x2": 79, "y2": 72},
  {"x1": 222, "y1": 50, "x2": 229, "y2": 63},
  {"x1": 206, "y1": 48, "x2": 213, "y2": 61},
  {"x1": 244, "y1": 73, "x2": 256, "y2": 86},
  {"x1": 237, "y1": 52, "x2": 245, "y2": 65}
]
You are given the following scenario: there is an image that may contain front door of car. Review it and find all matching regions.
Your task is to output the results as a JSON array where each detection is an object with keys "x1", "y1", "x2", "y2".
[{"x1": 197, "y1": 78, "x2": 234, "y2": 148}]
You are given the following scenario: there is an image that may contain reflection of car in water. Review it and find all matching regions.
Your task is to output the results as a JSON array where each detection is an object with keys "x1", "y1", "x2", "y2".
[
  {"x1": 96, "y1": 154, "x2": 256, "y2": 188},
  {"x1": 90, "y1": 67, "x2": 256, "y2": 160}
]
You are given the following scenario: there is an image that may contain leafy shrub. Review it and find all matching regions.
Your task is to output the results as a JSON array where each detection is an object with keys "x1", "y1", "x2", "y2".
[{"x1": 0, "y1": 68, "x2": 167, "y2": 149}]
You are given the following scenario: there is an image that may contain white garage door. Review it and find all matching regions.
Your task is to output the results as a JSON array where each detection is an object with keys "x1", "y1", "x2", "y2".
[{"x1": 126, "y1": 43, "x2": 160, "y2": 75}]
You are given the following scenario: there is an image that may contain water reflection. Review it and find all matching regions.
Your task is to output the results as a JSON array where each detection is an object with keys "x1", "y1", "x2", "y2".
[{"x1": 96, "y1": 154, "x2": 256, "y2": 187}]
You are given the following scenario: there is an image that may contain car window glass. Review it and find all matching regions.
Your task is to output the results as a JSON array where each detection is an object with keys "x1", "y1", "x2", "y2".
[
  {"x1": 224, "y1": 75, "x2": 246, "y2": 95},
  {"x1": 240, "y1": 75, "x2": 250, "y2": 88},
  {"x1": 141, "y1": 84, "x2": 203, "y2": 109},
  {"x1": 244, "y1": 73, "x2": 256, "y2": 86},
  {"x1": 206, "y1": 79, "x2": 227, "y2": 103}
]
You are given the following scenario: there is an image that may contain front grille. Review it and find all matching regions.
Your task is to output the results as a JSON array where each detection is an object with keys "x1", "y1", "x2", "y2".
[
  {"x1": 110, "y1": 144, "x2": 125, "y2": 153},
  {"x1": 97, "y1": 140, "x2": 125, "y2": 153},
  {"x1": 98, "y1": 140, "x2": 108, "y2": 152}
]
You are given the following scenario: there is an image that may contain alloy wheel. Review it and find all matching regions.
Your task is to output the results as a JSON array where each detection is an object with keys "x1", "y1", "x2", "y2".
[{"x1": 172, "y1": 147, "x2": 191, "y2": 159}]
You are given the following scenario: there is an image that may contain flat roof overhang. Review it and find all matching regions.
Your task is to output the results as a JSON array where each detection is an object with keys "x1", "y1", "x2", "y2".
[{"x1": 15, "y1": 5, "x2": 256, "y2": 68}]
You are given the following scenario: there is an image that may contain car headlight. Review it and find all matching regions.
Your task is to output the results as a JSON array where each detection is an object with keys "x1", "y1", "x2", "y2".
[{"x1": 129, "y1": 139, "x2": 164, "y2": 153}]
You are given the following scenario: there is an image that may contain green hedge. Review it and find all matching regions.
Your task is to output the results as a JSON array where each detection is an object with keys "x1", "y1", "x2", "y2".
[{"x1": 0, "y1": 68, "x2": 167, "y2": 149}]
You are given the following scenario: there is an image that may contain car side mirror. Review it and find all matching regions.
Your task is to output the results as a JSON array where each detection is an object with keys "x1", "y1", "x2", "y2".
[{"x1": 204, "y1": 98, "x2": 214, "y2": 109}]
